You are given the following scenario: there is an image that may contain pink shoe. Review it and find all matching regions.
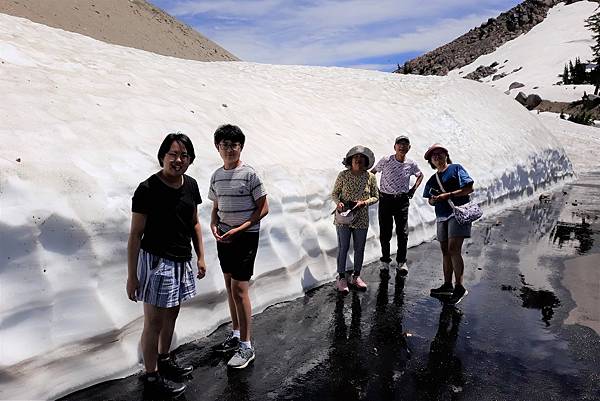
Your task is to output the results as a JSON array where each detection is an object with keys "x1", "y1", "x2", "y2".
[
  {"x1": 351, "y1": 275, "x2": 367, "y2": 290},
  {"x1": 336, "y1": 277, "x2": 349, "y2": 293}
]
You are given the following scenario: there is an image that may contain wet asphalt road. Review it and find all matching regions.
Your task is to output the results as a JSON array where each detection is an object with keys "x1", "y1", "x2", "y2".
[{"x1": 63, "y1": 173, "x2": 600, "y2": 401}]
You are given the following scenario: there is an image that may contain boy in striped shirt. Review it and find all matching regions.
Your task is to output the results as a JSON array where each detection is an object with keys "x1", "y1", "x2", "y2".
[{"x1": 209, "y1": 124, "x2": 269, "y2": 369}]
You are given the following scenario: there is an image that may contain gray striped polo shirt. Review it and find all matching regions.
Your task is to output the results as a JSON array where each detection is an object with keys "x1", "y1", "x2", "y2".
[{"x1": 208, "y1": 164, "x2": 267, "y2": 233}]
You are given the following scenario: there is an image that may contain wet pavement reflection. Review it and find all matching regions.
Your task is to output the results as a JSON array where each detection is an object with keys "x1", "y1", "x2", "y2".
[
  {"x1": 62, "y1": 174, "x2": 600, "y2": 401},
  {"x1": 416, "y1": 305, "x2": 464, "y2": 400},
  {"x1": 552, "y1": 219, "x2": 595, "y2": 254}
]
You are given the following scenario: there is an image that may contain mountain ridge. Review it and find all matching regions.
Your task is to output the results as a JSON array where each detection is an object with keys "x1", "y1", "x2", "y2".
[
  {"x1": 397, "y1": 0, "x2": 599, "y2": 76},
  {"x1": 0, "y1": 0, "x2": 239, "y2": 62}
]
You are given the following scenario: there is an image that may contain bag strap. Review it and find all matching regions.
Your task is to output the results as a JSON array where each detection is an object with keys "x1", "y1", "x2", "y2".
[{"x1": 434, "y1": 172, "x2": 456, "y2": 209}]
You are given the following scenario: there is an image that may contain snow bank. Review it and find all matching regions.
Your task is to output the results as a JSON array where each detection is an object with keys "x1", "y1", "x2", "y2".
[{"x1": 0, "y1": 14, "x2": 573, "y2": 399}]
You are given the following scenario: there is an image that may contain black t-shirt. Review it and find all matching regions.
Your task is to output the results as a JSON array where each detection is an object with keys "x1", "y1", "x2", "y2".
[{"x1": 132, "y1": 173, "x2": 202, "y2": 261}]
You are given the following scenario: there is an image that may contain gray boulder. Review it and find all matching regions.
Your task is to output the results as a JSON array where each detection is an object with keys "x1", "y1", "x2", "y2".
[
  {"x1": 525, "y1": 94, "x2": 542, "y2": 109},
  {"x1": 509, "y1": 82, "x2": 525, "y2": 90},
  {"x1": 515, "y1": 92, "x2": 528, "y2": 106}
]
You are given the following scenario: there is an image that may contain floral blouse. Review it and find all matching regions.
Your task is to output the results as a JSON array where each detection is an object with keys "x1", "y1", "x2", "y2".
[{"x1": 331, "y1": 170, "x2": 379, "y2": 229}]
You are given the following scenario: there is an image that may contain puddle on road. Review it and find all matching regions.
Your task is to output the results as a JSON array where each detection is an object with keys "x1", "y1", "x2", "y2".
[
  {"x1": 562, "y1": 253, "x2": 600, "y2": 336},
  {"x1": 551, "y1": 218, "x2": 595, "y2": 255},
  {"x1": 511, "y1": 178, "x2": 599, "y2": 328},
  {"x1": 500, "y1": 281, "x2": 561, "y2": 327},
  {"x1": 519, "y1": 287, "x2": 561, "y2": 326}
]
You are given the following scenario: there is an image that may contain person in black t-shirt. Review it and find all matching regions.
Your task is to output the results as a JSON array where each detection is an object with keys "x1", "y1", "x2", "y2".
[{"x1": 126, "y1": 133, "x2": 206, "y2": 397}]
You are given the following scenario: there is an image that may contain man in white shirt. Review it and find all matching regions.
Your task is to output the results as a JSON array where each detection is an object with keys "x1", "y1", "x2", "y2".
[{"x1": 371, "y1": 135, "x2": 423, "y2": 277}]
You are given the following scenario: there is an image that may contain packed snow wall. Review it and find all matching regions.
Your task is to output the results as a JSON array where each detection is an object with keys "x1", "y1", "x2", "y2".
[{"x1": 0, "y1": 14, "x2": 573, "y2": 399}]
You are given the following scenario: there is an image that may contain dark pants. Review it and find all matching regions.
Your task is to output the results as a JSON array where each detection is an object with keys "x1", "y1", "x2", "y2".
[{"x1": 378, "y1": 193, "x2": 409, "y2": 264}]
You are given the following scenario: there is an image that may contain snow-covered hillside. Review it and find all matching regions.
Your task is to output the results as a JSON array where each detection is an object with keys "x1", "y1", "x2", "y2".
[
  {"x1": 449, "y1": 1, "x2": 599, "y2": 102},
  {"x1": 0, "y1": 13, "x2": 574, "y2": 400},
  {"x1": 537, "y1": 111, "x2": 600, "y2": 172}
]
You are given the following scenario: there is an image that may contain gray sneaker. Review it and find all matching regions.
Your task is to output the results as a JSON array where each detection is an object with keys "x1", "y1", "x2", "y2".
[{"x1": 227, "y1": 346, "x2": 255, "y2": 369}]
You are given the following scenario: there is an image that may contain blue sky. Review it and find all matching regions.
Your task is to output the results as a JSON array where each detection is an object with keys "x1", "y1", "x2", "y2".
[{"x1": 149, "y1": 0, "x2": 523, "y2": 72}]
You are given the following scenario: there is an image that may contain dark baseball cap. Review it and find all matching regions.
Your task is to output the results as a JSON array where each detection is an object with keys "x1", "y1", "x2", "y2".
[{"x1": 395, "y1": 135, "x2": 410, "y2": 144}]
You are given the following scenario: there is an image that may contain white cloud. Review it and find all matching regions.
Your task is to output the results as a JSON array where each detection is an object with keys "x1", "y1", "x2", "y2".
[
  {"x1": 201, "y1": 13, "x2": 508, "y2": 65},
  {"x1": 158, "y1": 0, "x2": 522, "y2": 67},
  {"x1": 169, "y1": 0, "x2": 284, "y2": 18}
]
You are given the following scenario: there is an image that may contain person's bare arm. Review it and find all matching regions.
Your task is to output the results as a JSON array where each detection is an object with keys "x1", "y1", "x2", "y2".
[
  {"x1": 191, "y1": 207, "x2": 207, "y2": 279},
  {"x1": 126, "y1": 212, "x2": 146, "y2": 302},
  {"x1": 409, "y1": 174, "x2": 424, "y2": 198},
  {"x1": 221, "y1": 195, "x2": 269, "y2": 240},
  {"x1": 434, "y1": 182, "x2": 474, "y2": 201}
]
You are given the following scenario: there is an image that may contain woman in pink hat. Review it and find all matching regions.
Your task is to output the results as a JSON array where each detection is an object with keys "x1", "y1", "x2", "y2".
[{"x1": 422, "y1": 144, "x2": 474, "y2": 305}]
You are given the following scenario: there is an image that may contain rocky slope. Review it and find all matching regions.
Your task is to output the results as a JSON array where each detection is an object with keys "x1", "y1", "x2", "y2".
[
  {"x1": 0, "y1": 0, "x2": 239, "y2": 62},
  {"x1": 397, "y1": 0, "x2": 598, "y2": 76}
]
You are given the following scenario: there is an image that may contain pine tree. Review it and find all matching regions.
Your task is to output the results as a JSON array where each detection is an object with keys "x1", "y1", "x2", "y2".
[
  {"x1": 563, "y1": 64, "x2": 570, "y2": 84},
  {"x1": 585, "y1": 11, "x2": 600, "y2": 94},
  {"x1": 569, "y1": 60, "x2": 575, "y2": 82}
]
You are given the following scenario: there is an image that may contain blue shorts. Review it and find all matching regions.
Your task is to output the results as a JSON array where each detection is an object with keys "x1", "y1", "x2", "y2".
[
  {"x1": 137, "y1": 249, "x2": 196, "y2": 308},
  {"x1": 436, "y1": 216, "x2": 472, "y2": 241}
]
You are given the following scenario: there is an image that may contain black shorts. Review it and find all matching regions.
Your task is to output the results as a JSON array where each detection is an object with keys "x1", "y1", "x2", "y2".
[{"x1": 217, "y1": 231, "x2": 260, "y2": 281}]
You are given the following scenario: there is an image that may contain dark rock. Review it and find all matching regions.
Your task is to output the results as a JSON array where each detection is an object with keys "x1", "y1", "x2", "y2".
[
  {"x1": 515, "y1": 92, "x2": 528, "y2": 106},
  {"x1": 509, "y1": 82, "x2": 525, "y2": 90},
  {"x1": 465, "y1": 65, "x2": 497, "y2": 80},
  {"x1": 526, "y1": 94, "x2": 542, "y2": 109},
  {"x1": 492, "y1": 73, "x2": 507, "y2": 81},
  {"x1": 587, "y1": 94, "x2": 600, "y2": 102}
]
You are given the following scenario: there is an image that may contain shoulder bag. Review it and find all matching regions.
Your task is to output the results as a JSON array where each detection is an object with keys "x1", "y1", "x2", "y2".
[{"x1": 435, "y1": 173, "x2": 483, "y2": 225}]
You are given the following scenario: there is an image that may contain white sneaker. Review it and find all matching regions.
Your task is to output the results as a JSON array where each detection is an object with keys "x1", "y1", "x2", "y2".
[{"x1": 396, "y1": 262, "x2": 409, "y2": 277}]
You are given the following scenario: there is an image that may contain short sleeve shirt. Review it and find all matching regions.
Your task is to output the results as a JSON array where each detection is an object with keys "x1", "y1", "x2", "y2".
[
  {"x1": 372, "y1": 155, "x2": 422, "y2": 194},
  {"x1": 132, "y1": 174, "x2": 202, "y2": 261},
  {"x1": 422, "y1": 164, "x2": 474, "y2": 219},
  {"x1": 208, "y1": 164, "x2": 267, "y2": 233}
]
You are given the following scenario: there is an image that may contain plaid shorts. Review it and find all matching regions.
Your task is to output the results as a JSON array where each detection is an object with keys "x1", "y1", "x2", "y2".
[{"x1": 137, "y1": 249, "x2": 196, "y2": 308}]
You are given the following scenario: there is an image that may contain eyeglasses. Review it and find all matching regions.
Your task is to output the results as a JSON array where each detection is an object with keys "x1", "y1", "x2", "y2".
[
  {"x1": 430, "y1": 152, "x2": 446, "y2": 158},
  {"x1": 166, "y1": 152, "x2": 190, "y2": 161},
  {"x1": 218, "y1": 142, "x2": 241, "y2": 150}
]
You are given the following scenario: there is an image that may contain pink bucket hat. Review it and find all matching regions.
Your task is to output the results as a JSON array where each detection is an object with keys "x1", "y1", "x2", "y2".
[{"x1": 424, "y1": 143, "x2": 448, "y2": 160}]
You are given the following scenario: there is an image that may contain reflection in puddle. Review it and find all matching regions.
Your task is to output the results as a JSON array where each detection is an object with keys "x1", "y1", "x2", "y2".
[
  {"x1": 551, "y1": 218, "x2": 595, "y2": 255},
  {"x1": 501, "y1": 282, "x2": 561, "y2": 327},
  {"x1": 519, "y1": 287, "x2": 561, "y2": 326}
]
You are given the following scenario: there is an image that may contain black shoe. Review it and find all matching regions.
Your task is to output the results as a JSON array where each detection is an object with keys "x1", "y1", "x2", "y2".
[
  {"x1": 143, "y1": 373, "x2": 186, "y2": 397},
  {"x1": 447, "y1": 285, "x2": 468, "y2": 305},
  {"x1": 215, "y1": 334, "x2": 240, "y2": 353},
  {"x1": 157, "y1": 355, "x2": 193, "y2": 378},
  {"x1": 430, "y1": 283, "x2": 454, "y2": 296}
]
